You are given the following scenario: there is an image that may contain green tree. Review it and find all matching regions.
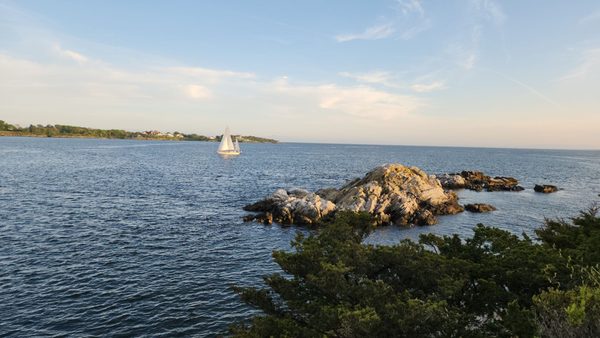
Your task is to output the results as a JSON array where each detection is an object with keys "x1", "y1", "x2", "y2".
[{"x1": 232, "y1": 209, "x2": 600, "y2": 337}]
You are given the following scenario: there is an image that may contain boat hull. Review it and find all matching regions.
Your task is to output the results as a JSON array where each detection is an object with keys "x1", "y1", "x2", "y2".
[{"x1": 217, "y1": 150, "x2": 240, "y2": 156}]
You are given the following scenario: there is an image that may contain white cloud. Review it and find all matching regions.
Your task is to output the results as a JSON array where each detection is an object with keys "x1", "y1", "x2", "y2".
[
  {"x1": 319, "y1": 85, "x2": 421, "y2": 119},
  {"x1": 411, "y1": 81, "x2": 445, "y2": 93},
  {"x1": 185, "y1": 85, "x2": 212, "y2": 99},
  {"x1": 62, "y1": 50, "x2": 88, "y2": 63},
  {"x1": 272, "y1": 80, "x2": 423, "y2": 120},
  {"x1": 0, "y1": 51, "x2": 425, "y2": 129},
  {"x1": 335, "y1": 23, "x2": 395, "y2": 42},
  {"x1": 54, "y1": 45, "x2": 89, "y2": 63}
]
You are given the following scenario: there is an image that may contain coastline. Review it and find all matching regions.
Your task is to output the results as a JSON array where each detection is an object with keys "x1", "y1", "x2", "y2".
[{"x1": 0, "y1": 130, "x2": 278, "y2": 143}]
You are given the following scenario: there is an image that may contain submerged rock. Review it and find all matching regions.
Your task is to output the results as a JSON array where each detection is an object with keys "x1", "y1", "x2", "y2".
[
  {"x1": 534, "y1": 184, "x2": 559, "y2": 193},
  {"x1": 244, "y1": 164, "x2": 464, "y2": 226},
  {"x1": 464, "y1": 203, "x2": 497, "y2": 213},
  {"x1": 439, "y1": 171, "x2": 524, "y2": 192}
]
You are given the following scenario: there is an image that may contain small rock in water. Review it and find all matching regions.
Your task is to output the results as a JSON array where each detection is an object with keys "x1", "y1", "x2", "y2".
[
  {"x1": 534, "y1": 184, "x2": 559, "y2": 193},
  {"x1": 439, "y1": 171, "x2": 524, "y2": 192},
  {"x1": 464, "y1": 203, "x2": 497, "y2": 213}
]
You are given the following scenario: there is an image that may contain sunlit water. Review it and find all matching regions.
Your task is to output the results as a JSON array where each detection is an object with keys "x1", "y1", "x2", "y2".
[{"x1": 1, "y1": 137, "x2": 599, "y2": 336}]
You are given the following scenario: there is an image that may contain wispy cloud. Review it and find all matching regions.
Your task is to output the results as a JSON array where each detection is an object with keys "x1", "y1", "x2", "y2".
[
  {"x1": 338, "y1": 71, "x2": 395, "y2": 86},
  {"x1": 447, "y1": 0, "x2": 505, "y2": 70},
  {"x1": 335, "y1": 0, "x2": 430, "y2": 43},
  {"x1": 470, "y1": 0, "x2": 505, "y2": 26},
  {"x1": 397, "y1": 0, "x2": 424, "y2": 17},
  {"x1": 335, "y1": 23, "x2": 395, "y2": 42},
  {"x1": 339, "y1": 70, "x2": 447, "y2": 94},
  {"x1": 579, "y1": 10, "x2": 600, "y2": 25},
  {"x1": 167, "y1": 66, "x2": 256, "y2": 82},
  {"x1": 317, "y1": 85, "x2": 422, "y2": 120},
  {"x1": 485, "y1": 68, "x2": 559, "y2": 107},
  {"x1": 560, "y1": 47, "x2": 600, "y2": 81},
  {"x1": 411, "y1": 81, "x2": 445, "y2": 93},
  {"x1": 56, "y1": 47, "x2": 88, "y2": 63}
]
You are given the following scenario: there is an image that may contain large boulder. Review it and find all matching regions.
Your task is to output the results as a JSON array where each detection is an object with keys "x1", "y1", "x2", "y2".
[
  {"x1": 439, "y1": 171, "x2": 524, "y2": 192},
  {"x1": 244, "y1": 164, "x2": 464, "y2": 226}
]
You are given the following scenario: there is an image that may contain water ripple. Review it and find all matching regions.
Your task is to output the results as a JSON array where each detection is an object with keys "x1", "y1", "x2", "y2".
[{"x1": 1, "y1": 137, "x2": 599, "y2": 336}]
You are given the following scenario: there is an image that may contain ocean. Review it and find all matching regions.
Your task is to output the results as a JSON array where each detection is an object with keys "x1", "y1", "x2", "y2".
[{"x1": 1, "y1": 137, "x2": 599, "y2": 336}]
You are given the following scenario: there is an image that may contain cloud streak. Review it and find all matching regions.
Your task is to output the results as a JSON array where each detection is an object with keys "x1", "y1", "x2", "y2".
[
  {"x1": 485, "y1": 68, "x2": 559, "y2": 107},
  {"x1": 560, "y1": 47, "x2": 600, "y2": 81},
  {"x1": 335, "y1": 23, "x2": 395, "y2": 42},
  {"x1": 411, "y1": 81, "x2": 445, "y2": 93}
]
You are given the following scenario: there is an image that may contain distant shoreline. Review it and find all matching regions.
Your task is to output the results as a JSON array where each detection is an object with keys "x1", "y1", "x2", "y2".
[{"x1": 0, "y1": 120, "x2": 278, "y2": 144}]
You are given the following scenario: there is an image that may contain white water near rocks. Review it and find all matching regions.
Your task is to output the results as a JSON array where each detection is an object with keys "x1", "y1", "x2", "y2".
[{"x1": 1, "y1": 137, "x2": 599, "y2": 336}]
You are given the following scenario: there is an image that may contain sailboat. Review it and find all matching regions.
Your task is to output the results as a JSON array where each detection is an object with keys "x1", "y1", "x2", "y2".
[{"x1": 217, "y1": 127, "x2": 241, "y2": 155}]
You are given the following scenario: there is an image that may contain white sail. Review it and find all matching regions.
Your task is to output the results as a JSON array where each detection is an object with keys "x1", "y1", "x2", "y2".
[
  {"x1": 217, "y1": 127, "x2": 240, "y2": 155},
  {"x1": 234, "y1": 139, "x2": 240, "y2": 153}
]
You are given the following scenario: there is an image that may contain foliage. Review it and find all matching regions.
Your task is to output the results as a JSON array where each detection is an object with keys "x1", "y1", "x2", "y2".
[
  {"x1": 0, "y1": 119, "x2": 277, "y2": 143},
  {"x1": 232, "y1": 209, "x2": 600, "y2": 337},
  {"x1": 536, "y1": 205, "x2": 600, "y2": 267},
  {"x1": 534, "y1": 266, "x2": 600, "y2": 337},
  {"x1": 0, "y1": 120, "x2": 18, "y2": 131}
]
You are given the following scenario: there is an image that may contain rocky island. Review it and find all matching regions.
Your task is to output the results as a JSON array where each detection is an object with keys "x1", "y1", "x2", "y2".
[
  {"x1": 244, "y1": 164, "x2": 465, "y2": 226},
  {"x1": 244, "y1": 164, "x2": 529, "y2": 226}
]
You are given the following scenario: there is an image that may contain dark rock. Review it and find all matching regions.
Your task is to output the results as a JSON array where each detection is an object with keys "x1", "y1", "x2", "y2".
[
  {"x1": 315, "y1": 187, "x2": 339, "y2": 201},
  {"x1": 534, "y1": 184, "x2": 559, "y2": 193},
  {"x1": 243, "y1": 212, "x2": 274, "y2": 224},
  {"x1": 464, "y1": 203, "x2": 497, "y2": 213},
  {"x1": 439, "y1": 171, "x2": 523, "y2": 192},
  {"x1": 411, "y1": 209, "x2": 437, "y2": 226}
]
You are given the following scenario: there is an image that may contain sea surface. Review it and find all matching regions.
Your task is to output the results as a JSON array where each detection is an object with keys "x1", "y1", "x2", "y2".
[{"x1": 1, "y1": 137, "x2": 599, "y2": 336}]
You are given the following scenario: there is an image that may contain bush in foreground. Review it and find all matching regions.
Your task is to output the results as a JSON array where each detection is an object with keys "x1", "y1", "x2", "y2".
[{"x1": 232, "y1": 208, "x2": 600, "y2": 337}]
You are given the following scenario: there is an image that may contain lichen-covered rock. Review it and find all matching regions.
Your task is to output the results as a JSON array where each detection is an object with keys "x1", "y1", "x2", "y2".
[
  {"x1": 331, "y1": 165, "x2": 462, "y2": 225},
  {"x1": 437, "y1": 174, "x2": 467, "y2": 189},
  {"x1": 243, "y1": 189, "x2": 335, "y2": 225},
  {"x1": 439, "y1": 171, "x2": 524, "y2": 192},
  {"x1": 244, "y1": 164, "x2": 464, "y2": 226},
  {"x1": 464, "y1": 203, "x2": 497, "y2": 213}
]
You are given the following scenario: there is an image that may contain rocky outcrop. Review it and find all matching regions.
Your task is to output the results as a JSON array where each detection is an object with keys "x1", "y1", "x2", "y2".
[
  {"x1": 438, "y1": 171, "x2": 524, "y2": 192},
  {"x1": 244, "y1": 164, "x2": 464, "y2": 226},
  {"x1": 464, "y1": 203, "x2": 496, "y2": 213},
  {"x1": 534, "y1": 184, "x2": 559, "y2": 193},
  {"x1": 243, "y1": 189, "x2": 336, "y2": 225}
]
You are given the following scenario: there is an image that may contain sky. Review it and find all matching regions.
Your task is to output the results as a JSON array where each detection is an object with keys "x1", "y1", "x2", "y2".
[{"x1": 0, "y1": 0, "x2": 599, "y2": 149}]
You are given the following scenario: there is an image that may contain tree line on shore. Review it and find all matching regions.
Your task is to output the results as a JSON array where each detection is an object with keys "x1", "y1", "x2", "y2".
[
  {"x1": 0, "y1": 120, "x2": 278, "y2": 143},
  {"x1": 232, "y1": 208, "x2": 600, "y2": 337}
]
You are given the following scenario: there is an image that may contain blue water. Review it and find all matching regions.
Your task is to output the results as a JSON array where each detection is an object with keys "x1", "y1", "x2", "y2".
[{"x1": 1, "y1": 137, "x2": 599, "y2": 336}]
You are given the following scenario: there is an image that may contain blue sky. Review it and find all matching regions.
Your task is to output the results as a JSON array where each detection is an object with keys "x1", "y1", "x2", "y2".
[{"x1": 1, "y1": 0, "x2": 599, "y2": 148}]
